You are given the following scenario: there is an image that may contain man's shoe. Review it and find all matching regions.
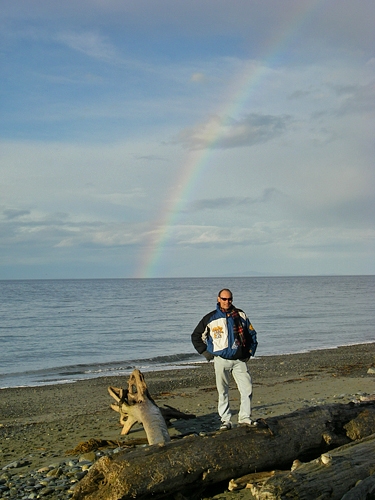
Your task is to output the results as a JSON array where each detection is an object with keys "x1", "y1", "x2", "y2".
[
  {"x1": 219, "y1": 421, "x2": 232, "y2": 431},
  {"x1": 238, "y1": 418, "x2": 258, "y2": 427}
]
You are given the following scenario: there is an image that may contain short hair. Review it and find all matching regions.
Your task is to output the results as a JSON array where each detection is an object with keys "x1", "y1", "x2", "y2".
[{"x1": 218, "y1": 288, "x2": 232, "y2": 298}]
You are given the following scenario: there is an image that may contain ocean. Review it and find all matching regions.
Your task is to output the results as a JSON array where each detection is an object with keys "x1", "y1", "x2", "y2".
[{"x1": 0, "y1": 276, "x2": 374, "y2": 389}]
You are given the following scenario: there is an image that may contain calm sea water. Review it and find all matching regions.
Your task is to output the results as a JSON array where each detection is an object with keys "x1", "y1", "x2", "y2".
[{"x1": 0, "y1": 276, "x2": 374, "y2": 388}]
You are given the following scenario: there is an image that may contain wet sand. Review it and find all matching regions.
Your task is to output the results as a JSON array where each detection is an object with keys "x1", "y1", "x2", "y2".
[{"x1": 1, "y1": 343, "x2": 375, "y2": 497}]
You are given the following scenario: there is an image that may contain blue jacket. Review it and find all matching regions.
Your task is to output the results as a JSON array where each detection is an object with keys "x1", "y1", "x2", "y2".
[{"x1": 191, "y1": 304, "x2": 258, "y2": 360}]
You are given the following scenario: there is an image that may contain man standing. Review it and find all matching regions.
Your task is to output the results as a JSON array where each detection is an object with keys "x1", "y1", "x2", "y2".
[{"x1": 191, "y1": 288, "x2": 258, "y2": 430}]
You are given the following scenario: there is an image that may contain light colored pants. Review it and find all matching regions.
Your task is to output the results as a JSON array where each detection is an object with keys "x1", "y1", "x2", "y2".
[{"x1": 214, "y1": 356, "x2": 253, "y2": 423}]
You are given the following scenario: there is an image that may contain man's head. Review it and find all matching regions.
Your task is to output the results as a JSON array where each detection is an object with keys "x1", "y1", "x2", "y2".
[{"x1": 217, "y1": 288, "x2": 233, "y2": 311}]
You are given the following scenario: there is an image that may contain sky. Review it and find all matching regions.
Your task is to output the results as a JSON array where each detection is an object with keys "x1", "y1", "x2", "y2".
[{"x1": 1, "y1": 0, "x2": 374, "y2": 279}]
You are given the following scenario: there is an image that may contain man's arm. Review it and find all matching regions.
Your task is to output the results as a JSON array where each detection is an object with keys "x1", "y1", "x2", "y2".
[
  {"x1": 247, "y1": 320, "x2": 258, "y2": 356},
  {"x1": 191, "y1": 311, "x2": 214, "y2": 354},
  {"x1": 191, "y1": 319, "x2": 209, "y2": 354}
]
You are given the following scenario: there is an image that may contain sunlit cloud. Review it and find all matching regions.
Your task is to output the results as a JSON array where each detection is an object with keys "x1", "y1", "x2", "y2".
[{"x1": 190, "y1": 72, "x2": 206, "y2": 83}]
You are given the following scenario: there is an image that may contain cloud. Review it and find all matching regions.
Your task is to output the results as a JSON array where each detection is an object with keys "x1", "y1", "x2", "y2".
[
  {"x1": 190, "y1": 72, "x2": 206, "y2": 83},
  {"x1": 166, "y1": 224, "x2": 275, "y2": 246},
  {"x1": 55, "y1": 31, "x2": 121, "y2": 63},
  {"x1": 0, "y1": 206, "x2": 145, "y2": 249},
  {"x1": 3, "y1": 208, "x2": 31, "y2": 220},
  {"x1": 188, "y1": 188, "x2": 280, "y2": 212},
  {"x1": 135, "y1": 155, "x2": 168, "y2": 161},
  {"x1": 160, "y1": 222, "x2": 374, "y2": 255},
  {"x1": 287, "y1": 89, "x2": 314, "y2": 100},
  {"x1": 174, "y1": 113, "x2": 292, "y2": 150},
  {"x1": 335, "y1": 81, "x2": 375, "y2": 115},
  {"x1": 311, "y1": 81, "x2": 375, "y2": 120}
]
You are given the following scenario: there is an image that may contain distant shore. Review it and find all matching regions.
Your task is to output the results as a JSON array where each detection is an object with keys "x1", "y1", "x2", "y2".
[{"x1": 1, "y1": 343, "x2": 375, "y2": 488}]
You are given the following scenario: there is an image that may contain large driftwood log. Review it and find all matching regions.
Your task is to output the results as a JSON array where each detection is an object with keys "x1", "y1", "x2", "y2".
[
  {"x1": 228, "y1": 471, "x2": 286, "y2": 491},
  {"x1": 72, "y1": 401, "x2": 375, "y2": 500},
  {"x1": 341, "y1": 472, "x2": 375, "y2": 500},
  {"x1": 248, "y1": 433, "x2": 375, "y2": 500}
]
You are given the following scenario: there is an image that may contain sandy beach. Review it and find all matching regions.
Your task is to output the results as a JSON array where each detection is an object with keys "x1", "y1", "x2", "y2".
[{"x1": 1, "y1": 343, "x2": 375, "y2": 498}]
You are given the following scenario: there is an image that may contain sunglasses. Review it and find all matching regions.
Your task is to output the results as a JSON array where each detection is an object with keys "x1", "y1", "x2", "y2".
[{"x1": 219, "y1": 297, "x2": 232, "y2": 302}]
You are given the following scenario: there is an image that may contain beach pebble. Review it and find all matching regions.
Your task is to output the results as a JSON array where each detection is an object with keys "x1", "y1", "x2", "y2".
[
  {"x1": 0, "y1": 456, "x2": 98, "y2": 499},
  {"x1": 37, "y1": 466, "x2": 50, "y2": 473},
  {"x1": 39, "y1": 477, "x2": 55, "y2": 485},
  {"x1": 2, "y1": 459, "x2": 30, "y2": 470},
  {"x1": 39, "y1": 486, "x2": 55, "y2": 495},
  {"x1": 320, "y1": 453, "x2": 332, "y2": 465},
  {"x1": 79, "y1": 453, "x2": 95, "y2": 463},
  {"x1": 47, "y1": 467, "x2": 63, "y2": 477}
]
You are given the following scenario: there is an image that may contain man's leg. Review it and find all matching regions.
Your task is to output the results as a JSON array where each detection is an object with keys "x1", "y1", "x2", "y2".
[
  {"x1": 214, "y1": 357, "x2": 232, "y2": 424},
  {"x1": 231, "y1": 360, "x2": 253, "y2": 423}
]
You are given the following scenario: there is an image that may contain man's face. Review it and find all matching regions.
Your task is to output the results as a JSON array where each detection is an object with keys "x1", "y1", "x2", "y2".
[{"x1": 217, "y1": 291, "x2": 233, "y2": 311}]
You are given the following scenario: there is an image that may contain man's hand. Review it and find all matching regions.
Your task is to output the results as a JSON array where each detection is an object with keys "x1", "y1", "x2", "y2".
[{"x1": 202, "y1": 351, "x2": 214, "y2": 362}]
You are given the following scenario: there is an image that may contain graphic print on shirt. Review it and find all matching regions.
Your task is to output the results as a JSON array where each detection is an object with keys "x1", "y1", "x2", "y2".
[{"x1": 209, "y1": 318, "x2": 228, "y2": 351}]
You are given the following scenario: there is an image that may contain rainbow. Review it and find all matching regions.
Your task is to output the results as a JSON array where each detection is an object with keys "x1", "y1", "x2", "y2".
[{"x1": 135, "y1": 0, "x2": 325, "y2": 278}]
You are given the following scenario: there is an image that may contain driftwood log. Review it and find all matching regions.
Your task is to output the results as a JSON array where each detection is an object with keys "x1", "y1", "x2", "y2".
[
  {"x1": 229, "y1": 406, "x2": 375, "y2": 496},
  {"x1": 72, "y1": 401, "x2": 375, "y2": 500},
  {"x1": 341, "y1": 471, "x2": 375, "y2": 500},
  {"x1": 243, "y1": 433, "x2": 375, "y2": 499}
]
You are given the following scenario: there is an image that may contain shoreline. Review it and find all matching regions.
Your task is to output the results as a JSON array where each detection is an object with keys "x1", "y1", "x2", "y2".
[
  {"x1": 2, "y1": 339, "x2": 375, "y2": 391},
  {"x1": 0, "y1": 343, "x2": 374, "y2": 497}
]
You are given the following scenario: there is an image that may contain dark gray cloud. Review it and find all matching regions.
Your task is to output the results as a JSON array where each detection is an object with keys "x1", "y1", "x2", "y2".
[
  {"x1": 330, "y1": 84, "x2": 362, "y2": 96},
  {"x1": 135, "y1": 155, "x2": 168, "y2": 161},
  {"x1": 175, "y1": 114, "x2": 292, "y2": 150},
  {"x1": 188, "y1": 188, "x2": 280, "y2": 212},
  {"x1": 3, "y1": 208, "x2": 30, "y2": 219},
  {"x1": 287, "y1": 89, "x2": 314, "y2": 100},
  {"x1": 336, "y1": 82, "x2": 375, "y2": 116},
  {"x1": 309, "y1": 81, "x2": 375, "y2": 120}
]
